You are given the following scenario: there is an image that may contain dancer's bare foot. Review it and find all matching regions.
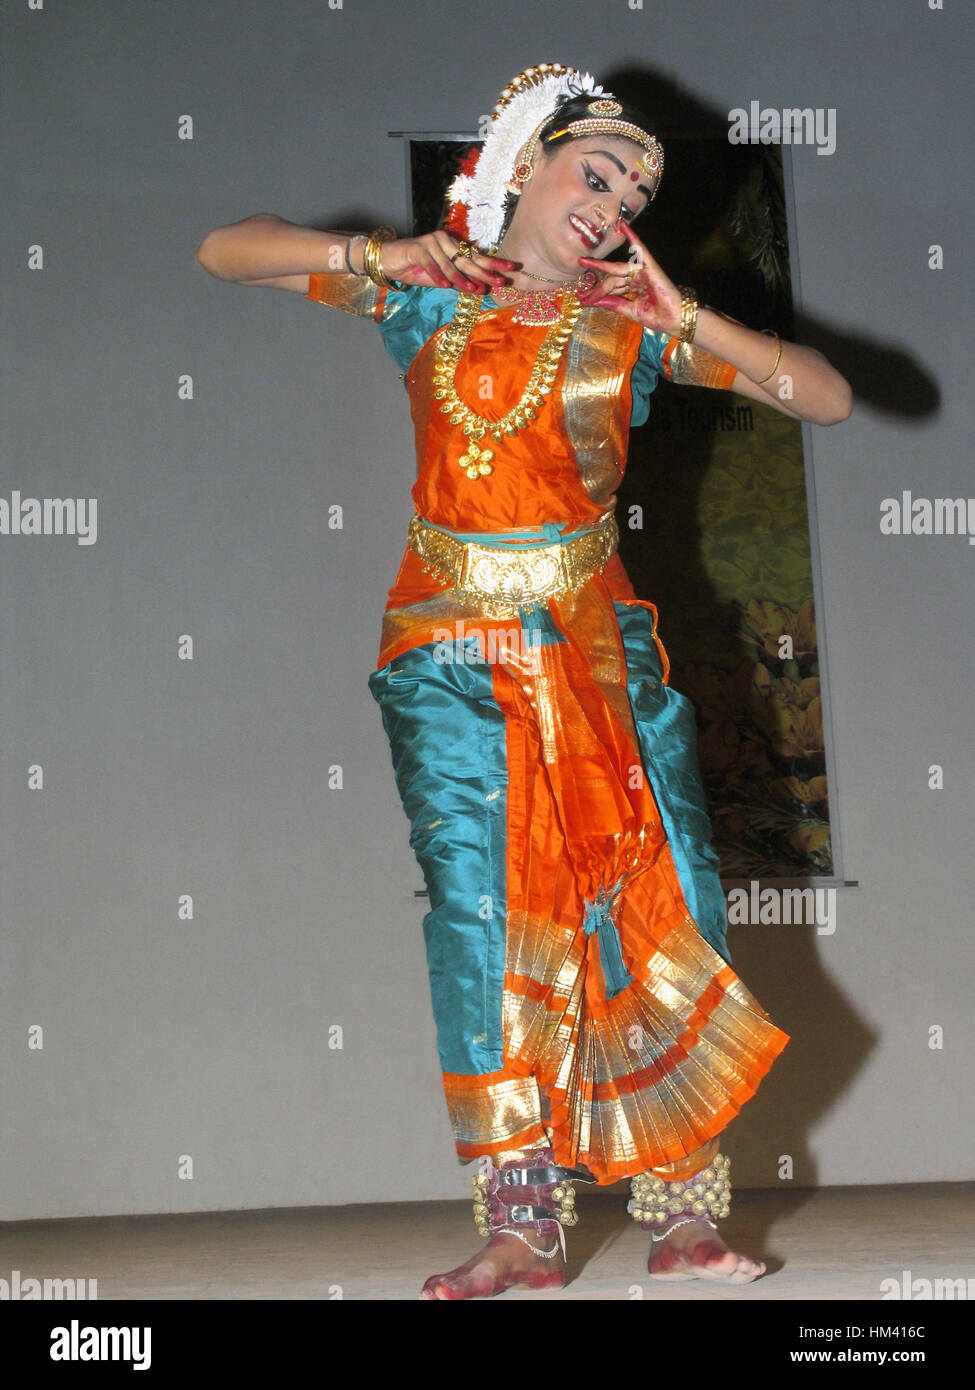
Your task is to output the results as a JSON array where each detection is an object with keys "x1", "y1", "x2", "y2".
[
  {"x1": 419, "y1": 1230, "x2": 565, "y2": 1300},
  {"x1": 647, "y1": 1219, "x2": 766, "y2": 1284}
]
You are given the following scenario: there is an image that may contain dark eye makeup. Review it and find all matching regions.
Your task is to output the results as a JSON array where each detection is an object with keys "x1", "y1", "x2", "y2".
[{"x1": 582, "y1": 159, "x2": 639, "y2": 224}]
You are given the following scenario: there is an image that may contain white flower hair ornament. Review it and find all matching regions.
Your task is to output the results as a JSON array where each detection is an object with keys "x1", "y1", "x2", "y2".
[{"x1": 445, "y1": 64, "x2": 664, "y2": 251}]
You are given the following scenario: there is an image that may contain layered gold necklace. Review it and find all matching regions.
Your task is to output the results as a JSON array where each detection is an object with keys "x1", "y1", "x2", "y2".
[{"x1": 433, "y1": 288, "x2": 582, "y2": 481}]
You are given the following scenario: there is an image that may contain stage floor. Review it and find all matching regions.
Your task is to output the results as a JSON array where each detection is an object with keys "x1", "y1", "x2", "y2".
[{"x1": 2, "y1": 1182, "x2": 972, "y2": 1301}]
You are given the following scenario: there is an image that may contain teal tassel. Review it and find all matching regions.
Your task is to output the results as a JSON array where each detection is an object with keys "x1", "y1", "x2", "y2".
[{"x1": 582, "y1": 878, "x2": 634, "y2": 1000}]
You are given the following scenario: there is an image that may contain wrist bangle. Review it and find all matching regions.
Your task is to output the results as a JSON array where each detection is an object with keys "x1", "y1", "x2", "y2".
[
  {"x1": 752, "y1": 329, "x2": 782, "y2": 385},
  {"x1": 345, "y1": 234, "x2": 367, "y2": 275},
  {"x1": 678, "y1": 287, "x2": 698, "y2": 343},
  {"x1": 363, "y1": 225, "x2": 397, "y2": 288}
]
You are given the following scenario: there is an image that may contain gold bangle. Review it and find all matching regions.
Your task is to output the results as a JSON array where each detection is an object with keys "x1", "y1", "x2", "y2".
[
  {"x1": 363, "y1": 225, "x2": 397, "y2": 288},
  {"x1": 678, "y1": 287, "x2": 698, "y2": 343},
  {"x1": 752, "y1": 329, "x2": 782, "y2": 385}
]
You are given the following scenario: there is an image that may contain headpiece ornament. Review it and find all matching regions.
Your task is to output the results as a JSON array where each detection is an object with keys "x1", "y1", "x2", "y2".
[{"x1": 446, "y1": 63, "x2": 664, "y2": 250}]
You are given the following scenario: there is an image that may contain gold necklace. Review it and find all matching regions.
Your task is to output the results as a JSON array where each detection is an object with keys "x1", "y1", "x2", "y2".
[
  {"x1": 433, "y1": 289, "x2": 582, "y2": 480},
  {"x1": 490, "y1": 269, "x2": 599, "y2": 326},
  {"x1": 518, "y1": 267, "x2": 564, "y2": 283}
]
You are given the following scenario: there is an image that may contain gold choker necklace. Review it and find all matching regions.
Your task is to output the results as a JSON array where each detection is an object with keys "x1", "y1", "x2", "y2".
[
  {"x1": 433, "y1": 290, "x2": 582, "y2": 479},
  {"x1": 490, "y1": 269, "x2": 599, "y2": 326}
]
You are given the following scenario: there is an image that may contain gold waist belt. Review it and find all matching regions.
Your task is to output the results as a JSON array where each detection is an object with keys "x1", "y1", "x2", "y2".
[{"x1": 406, "y1": 511, "x2": 619, "y2": 620}]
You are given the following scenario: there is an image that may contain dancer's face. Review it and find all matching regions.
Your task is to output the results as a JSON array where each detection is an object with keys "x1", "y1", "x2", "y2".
[{"x1": 509, "y1": 135, "x2": 655, "y2": 272}]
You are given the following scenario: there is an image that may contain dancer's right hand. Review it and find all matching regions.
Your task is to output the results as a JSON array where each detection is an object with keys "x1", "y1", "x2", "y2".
[{"x1": 378, "y1": 231, "x2": 518, "y2": 293}]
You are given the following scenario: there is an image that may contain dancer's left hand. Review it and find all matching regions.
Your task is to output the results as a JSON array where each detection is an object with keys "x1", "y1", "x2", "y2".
[{"x1": 576, "y1": 222, "x2": 683, "y2": 336}]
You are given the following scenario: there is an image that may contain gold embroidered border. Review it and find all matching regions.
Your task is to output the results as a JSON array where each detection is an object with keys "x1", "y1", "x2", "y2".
[
  {"x1": 561, "y1": 310, "x2": 641, "y2": 508},
  {"x1": 665, "y1": 337, "x2": 738, "y2": 390},
  {"x1": 306, "y1": 269, "x2": 384, "y2": 319}
]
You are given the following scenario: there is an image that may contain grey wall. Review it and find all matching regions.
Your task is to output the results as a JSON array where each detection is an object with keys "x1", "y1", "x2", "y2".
[{"x1": 2, "y1": 0, "x2": 972, "y2": 1221}]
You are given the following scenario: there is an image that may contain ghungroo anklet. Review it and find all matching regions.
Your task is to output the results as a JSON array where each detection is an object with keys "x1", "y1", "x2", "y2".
[
  {"x1": 472, "y1": 1146, "x2": 595, "y2": 1259},
  {"x1": 628, "y1": 1152, "x2": 731, "y2": 1228}
]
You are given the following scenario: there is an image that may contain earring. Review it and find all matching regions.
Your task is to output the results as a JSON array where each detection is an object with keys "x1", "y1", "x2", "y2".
[
  {"x1": 506, "y1": 143, "x2": 536, "y2": 196},
  {"x1": 505, "y1": 123, "x2": 546, "y2": 195}
]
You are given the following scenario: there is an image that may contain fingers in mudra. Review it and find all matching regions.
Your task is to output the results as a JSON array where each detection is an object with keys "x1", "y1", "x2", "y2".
[
  {"x1": 380, "y1": 232, "x2": 482, "y2": 292},
  {"x1": 577, "y1": 265, "x2": 654, "y2": 314},
  {"x1": 416, "y1": 240, "x2": 478, "y2": 292},
  {"x1": 425, "y1": 233, "x2": 511, "y2": 294},
  {"x1": 577, "y1": 237, "x2": 678, "y2": 329}
]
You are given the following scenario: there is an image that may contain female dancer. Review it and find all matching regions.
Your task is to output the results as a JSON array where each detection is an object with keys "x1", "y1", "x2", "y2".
[{"x1": 196, "y1": 63, "x2": 851, "y2": 1300}]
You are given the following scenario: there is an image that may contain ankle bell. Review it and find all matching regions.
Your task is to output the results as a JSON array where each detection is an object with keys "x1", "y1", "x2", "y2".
[
  {"x1": 471, "y1": 1146, "x2": 594, "y2": 1247},
  {"x1": 628, "y1": 1151, "x2": 731, "y2": 1227}
]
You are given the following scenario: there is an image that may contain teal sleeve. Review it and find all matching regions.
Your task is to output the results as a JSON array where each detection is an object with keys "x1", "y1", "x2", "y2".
[
  {"x1": 629, "y1": 327, "x2": 670, "y2": 427},
  {"x1": 377, "y1": 285, "x2": 460, "y2": 376}
]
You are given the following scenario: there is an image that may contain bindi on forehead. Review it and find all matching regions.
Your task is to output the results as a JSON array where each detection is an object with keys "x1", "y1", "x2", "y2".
[{"x1": 630, "y1": 171, "x2": 639, "y2": 181}]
